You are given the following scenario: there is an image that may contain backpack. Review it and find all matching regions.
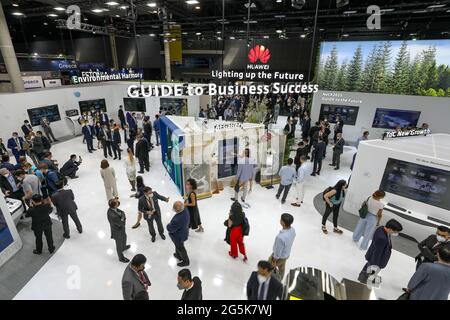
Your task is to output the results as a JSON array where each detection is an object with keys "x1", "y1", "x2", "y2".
[
  {"x1": 242, "y1": 216, "x2": 250, "y2": 236},
  {"x1": 359, "y1": 197, "x2": 371, "y2": 219},
  {"x1": 322, "y1": 186, "x2": 333, "y2": 200}
]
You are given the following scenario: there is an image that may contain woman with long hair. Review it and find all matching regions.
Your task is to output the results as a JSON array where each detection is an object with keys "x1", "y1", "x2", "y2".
[
  {"x1": 130, "y1": 175, "x2": 146, "y2": 229},
  {"x1": 124, "y1": 148, "x2": 137, "y2": 191},
  {"x1": 226, "y1": 201, "x2": 247, "y2": 261},
  {"x1": 184, "y1": 178, "x2": 204, "y2": 233},
  {"x1": 100, "y1": 159, "x2": 118, "y2": 201},
  {"x1": 353, "y1": 190, "x2": 386, "y2": 250},
  {"x1": 322, "y1": 179, "x2": 347, "y2": 235}
]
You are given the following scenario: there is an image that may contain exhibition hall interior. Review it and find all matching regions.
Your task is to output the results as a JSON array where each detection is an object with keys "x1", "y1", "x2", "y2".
[{"x1": 1, "y1": 0, "x2": 450, "y2": 302}]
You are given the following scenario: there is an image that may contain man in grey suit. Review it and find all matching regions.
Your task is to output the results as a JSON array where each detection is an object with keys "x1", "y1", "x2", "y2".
[
  {"x1": 107, "y1": 198, "x2": 130, "y2": 263},
  {"x1": 51, "y1": 181, "x2": 83, "y2": 239},
  {"x1": 40, "y1": 117, "x2": 58, "y2": 142},
  {"x1": 330, "y1": 133, "x2": 345, "y2": 170},
  {"x1": 122, "y1": 254, "x2": 151, "y2": 300},
  {"x1": 138, "y1": 187, "x2": 169, "y2": 243}
]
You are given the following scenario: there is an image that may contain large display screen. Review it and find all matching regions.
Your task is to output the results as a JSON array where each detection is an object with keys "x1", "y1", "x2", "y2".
[
  {"x1": 379, "y1": 158, "x2": 450, "y2": 211},
  {"x1": 79, "y1": 99, "x2": 107, "y2": 114},
  {"x1": 160, "y1": 98, "x2": 188, "y2": 116},
  {"x1": 372, "y1": 108, "x2": 421, "y2": 129},
  {"x1": 318, "y1": 39, "x2": 450, "y2": 97},
  {"x1": 319, "y1": 104, "x2": 359, "y2": 125},
  {"x1": 123, "y1": 98, "x2": 146, "y2": 112},
  {"x1": 0, "y1": 208, "x2": 14, "y2": 253},
  {"x1": 27, "y1": 105, "x2": 61, "y2": 126}
]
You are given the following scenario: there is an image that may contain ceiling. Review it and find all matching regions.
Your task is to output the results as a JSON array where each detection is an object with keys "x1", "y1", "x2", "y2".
[{"x1": 2, "y1": 0, "x2": 450, "y2": 44}]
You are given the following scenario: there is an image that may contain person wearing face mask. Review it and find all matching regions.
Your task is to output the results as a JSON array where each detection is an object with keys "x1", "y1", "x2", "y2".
[
  {"x1": 358, "y1": 219, "x2": 403, "y2": 284},
  {"x1": 138, "y1": 187, "x2": 169, "y2": 243},
  {"x1": 177, "y1": 268, "x2": 203, "y2": 300},
  {"x1": 167, "y1": 201, "x2": 190, "y2": 267},
  {"x1": 7, "y1": 132, "x2": 25, "y2": 163},
  {"x1": 246, "y1": 260, "x2": 283, "y2": 300},
  {"x1": 107, "y1": 198, "x2": 130, "y2": 263},
  {"x1": 121, "y1": 254, "x2": 151, "y2": 300},
  {"x1": 415, "y1": 226, "x2": 450, "y2": 270}
]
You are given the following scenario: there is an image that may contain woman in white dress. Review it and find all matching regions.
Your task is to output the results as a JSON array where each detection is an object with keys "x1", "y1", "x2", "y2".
[
  {"x1": 124, "y1": 148, "x2": 137, "y2": 191},
  {"x1": 100, "y1": 159, "x2": 118, "y2": 201}
]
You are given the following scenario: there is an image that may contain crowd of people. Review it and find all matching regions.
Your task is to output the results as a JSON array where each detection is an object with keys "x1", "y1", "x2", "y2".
[{"x1": 1, "y1": 99, "x2": 449, "y2": 301}]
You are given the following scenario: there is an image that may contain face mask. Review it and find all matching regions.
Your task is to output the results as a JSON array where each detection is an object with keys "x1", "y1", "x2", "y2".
[
  {"x1": 436, "y1": 235, "x2": 447, "y2": 243},
  {"x1": 391, "y1": 232, "x2": 399, "y2": 237},
  {"x1": 177, "y1": 283, "x2": 184, "y2": 290},
  {"x1": 257, "y1": 274, "x2": 267, "y2": 284},
  {"x1": 148, "y1": 193, "x2": 153, "y2": 198}
]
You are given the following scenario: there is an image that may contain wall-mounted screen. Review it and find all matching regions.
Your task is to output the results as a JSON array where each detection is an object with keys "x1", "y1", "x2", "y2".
[
  {"x1": 78, "y1": 99, "x2": 107, "y2": 114},
  {"x1": 218, "y1": 138, "x2": 238, "y2": 179},
  {"x1": 123, "y1": 98, "x2": 146, "y2": 112},
  {"x1": 379, "y1": 158, "x2": 450, "y2": 211},
  {"x1": 318, "y1": 39, "x2": 450, "y2": 97},
  {"x1": 372, "y1": 108, "x2": 421, "y2": 129},
  {"x1": 160, "y1": 98, "x2": 188, "y2": 116},
  {"x1": 65, "y1": 109, "x2": 79, "y2": 117},
  {"x1": 319, "y1": 104, "x2": 359, "y2": 125},
  {"x1": 27, "y1": 105, "x2": 61, "y2": 126}
]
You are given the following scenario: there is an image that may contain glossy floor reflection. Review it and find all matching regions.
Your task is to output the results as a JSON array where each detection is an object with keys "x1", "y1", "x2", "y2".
[{"x1": 14, "y1": 134, "x2": 416, "y2": 300}]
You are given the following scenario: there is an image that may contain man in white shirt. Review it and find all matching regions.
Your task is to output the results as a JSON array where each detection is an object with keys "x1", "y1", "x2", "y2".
[{"x1": 291, "y1": 156, "x2": 311, "y2": 207}]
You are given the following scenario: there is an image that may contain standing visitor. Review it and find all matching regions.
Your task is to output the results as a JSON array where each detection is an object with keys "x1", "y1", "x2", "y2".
[
  {"x1": 138, "y1": 187, "x2": 168, "y2": 242},
  {"x1": 321, "y1": 179, "x2": 347, "y2": 235},
  {"x1": 415, "y1": 226, "x2": 450, "y2": 270},
  {"x1": 269, "y1": 213, "x2": 296, "y2": 280},
  {"x1": 310, "y1": 137, "x2": 326, "y2": 176},
  {"x1": 353, "y1": 190, "x2": 386, "y2": 250},
  {"x1": 330, "y1": 133, "x2": 345, "y2": 170},
  {"x1": 107, "y1": 198, "x2": 130, "y2": 263},
  {"x1": 82, "y1": 121, "x2": 95, "y2": 153},
  {"x1": 40, "y1": 117, "x2": 58, "y2": 142},
  {"x1": 225, "y1": 201, "x2": 248, "y2": 262},
  {"x1": 100, "y1": 159, "x2": 118, "y2": 201},
  {"x1": 153, "y1": 114, "x2": 161, "y2": 146},
  {"x1": 124, "y1": 148, "x2": 137, "y2": 192},
  {"x1": 51, "y1": 181, "x2": 83, "y2": 239},
  {"x1": 122, "y1": 254, "x2": 151, "y2": 300},
  {"x1": 246, "y1": 260, "x2": 283, "y2": 300},
  {"x1": 178, "y1": 269, "x2": 203, "y2": 300},
  {"x1": 291, "y1": 156, "x2": 310, "y2": 207},
  {"x1": 112, "y1": 125, "x2": 122, "y2": 160},
  {"x1": 231, "y1": 148, "x2": 255, "y2": 208},
  {"x1": 167, "y1": 201, "x2": 190, "y2": 267},
  {"x1": 184, "y1": 178, "x2": 204, "y2": 233},
  {"x1": 135, "y1": 135, "x2": 150, "y2": 173},
  {"x1": 7, "y1": 132, "x2": 25, "y2": 163},
  {"x1": 118, "y1": 105, "x2": 126, "y2": 129},
  {"x1": 351, "y1": 131, "x2": 369, "y2": 170},
  {"x1": 275, "y1": 158, "x2": 296, "y2": 205},
  {"x1": 131, "y1": 175, "x2": 146, "y2": 229},
  {"x1": 25, "y1": 194, "x2": 55, "y2": 255}
]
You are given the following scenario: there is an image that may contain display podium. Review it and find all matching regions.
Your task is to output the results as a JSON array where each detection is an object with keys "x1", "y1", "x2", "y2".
[{"x1": 283, "y1": 267, "x2": 375, "y2": 300}]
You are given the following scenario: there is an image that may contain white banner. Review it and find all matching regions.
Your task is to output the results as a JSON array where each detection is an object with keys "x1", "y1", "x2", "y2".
[
  {"x1": 22, "y1": 76, "x2": 44, "y2": 89},
  {"x1": 44, "y1": 79, "x2": 62, "y2": 88}
]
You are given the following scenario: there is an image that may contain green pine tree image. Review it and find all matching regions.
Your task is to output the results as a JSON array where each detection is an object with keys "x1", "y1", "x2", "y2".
[
  {"x1": 390, "y1": 41, "x2": 410, "y2": 95},
  {"x1": 346, "y1": 45, "x2": 363, "y2": 91}
]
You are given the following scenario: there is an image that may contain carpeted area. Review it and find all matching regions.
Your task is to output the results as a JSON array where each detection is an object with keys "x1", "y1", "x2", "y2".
[
  {"x1": 313, "y1": 193, "x2": 420, "y2": 259},
  {"x1": 0, "y1": 218, "x2": 65, "y2": 300}
]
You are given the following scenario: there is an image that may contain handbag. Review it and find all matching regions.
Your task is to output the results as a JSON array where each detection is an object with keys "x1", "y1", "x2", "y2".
[{"x1": 358, "y1": 197, "x2": 370, "y2": 218}]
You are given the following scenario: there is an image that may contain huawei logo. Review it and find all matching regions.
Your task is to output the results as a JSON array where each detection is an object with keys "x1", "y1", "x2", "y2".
[{"x1": 248, "y1": 45, "x2": 271, "y2": 64}]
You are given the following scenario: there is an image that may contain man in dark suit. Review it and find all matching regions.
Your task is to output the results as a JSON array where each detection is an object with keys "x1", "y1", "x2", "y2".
[
  {"x1": 7, "y1": 132, "x2": 25, "y2": 163},
  {"x1": 301, "y1": 114, "x2": 311, "y2": 140},
  {"x1": 98, "y1": 125, "x2": 113, "y2": 158},
  {"x1": 118, "y1": 106, "x2": 126, "y2": 129},
  {"x1": 25, "y1": 194, "x2": 55, "y2": 255},
  {"x1": 122, "y1": 254, "x2": 151, "y2": 300},
  {"x1": 0, "y1": 168, "x2": 25, "y2": 202},
  {"x1": 135, "y1": 134, "x2": 150, "y2": 173},
  {"x1": 167, "y1": 201, "x2": 190, "y2": 267},
  {"x1": 126, "y1": 112, "x2": 137, "y2": 131},
  {"x1": 81, "y1": 121, "x2": 95, "y2": 153},
  {"x1": 138, "y1": 187, "x2": 169, "y2": 242},
  {"x1": 177, "y1": 268, "x2": 202, "y2": 300},
  {"x1": 100, "y1": 112, "x2": 109, "y2": 126},
  {"x1": 358, "y1": 219, "x2": 403, "y2": 283},
  {"x1": 112, "y1": 126, "x2": 122, "y2": 160},
  {"x1": 330, "y1": 133, "x2": 345, "y2": 170},
  {"x1": 107, "y1": 198, "x2": 131, "y2": 263},
  {"x1": 143, "y1": 117, "x2": 153, "y2": 149},
  {"x1": 246, "y1": 260, "x2": 283, "y2": 300},
  {"x1": 310, "y1": 137, "x2": 326, "y2": 176},
  {"x1": 21, "y1": 120, "x2": 33, "y2": 136},
  {"x1": 51, "y1": 181, "x2": 83, "y2": 239},
  {"x1": 415, "y1": 226, "x2": 450, "y2": 270},
  {"x1": 60, "y1": 155, "x2": 82, "y2": 179}
]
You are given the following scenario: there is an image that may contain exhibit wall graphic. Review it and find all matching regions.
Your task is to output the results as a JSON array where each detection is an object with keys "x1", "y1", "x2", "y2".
[{"x1": 318, "y1": 39, "x2": 450, "y2": 97}]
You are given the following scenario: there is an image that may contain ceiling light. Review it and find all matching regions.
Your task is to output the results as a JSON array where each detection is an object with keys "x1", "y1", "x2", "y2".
[
  {"x1": 149, "y1": 33, "x2": 156, "y2": 36},
  {"x1": 54, "y1": 7, "x2": 65, "y2": 11},
  {"x1": 343, "y1": 10, "x2": 357, "y2": 14},
  {"x1": 92, "y1": 9, "x2": 104, "y2": 13},
  {"x1": 102, "y1": 8, "x2": 110, "y2": 12},
  {"x1": 12, "y1": 12, "x2": 24, "y2": 16},
  {"x1": 319, "y1": 28, "x2": 325, "y2": 31},
  {"x1": 33, "y1": 52, "x2": 38, "y2": 56},
  {"x1": 171, "y1": 38, "x2": 177, "y2": 41},
  {"x1": 47, "y1": 13, "x2": 58, "y2": 17},
  {"x1": 33, "y1": 35, "x2": 36, "y2": 37},
  {"x1": 427, "y1": 4, "x2": 446, "y2": 9},
  {"x1": 182, "y1": 32, "x2": 188, "y2": 35},
  {"x1": 276, "y1": 29, "x2": 283, "y2": 33},
  {"x1": 300, "y1": 34, "x2": 306, "y2": 38},
  {"x1": 412, "y1": 38, "x2": 417, "y2": 41},
  {"x1": 216, "y1": 31, "x2": 221, "y2": 34},
  {"x1": 229, "y1": 36, "x2": 235, "y2": 39},
  {"x1": 106, "y1": 2, "x2": 119, "y2": 5},
  {"x1": 12, "y1": 3, "x2": 19, "y2": 7},
  {"x1": 43, "y1": 22, "x2": 48, "y2": 25},
  {"x1": 244, "y1": 20, "x2": 257, "y2": 24},
  {"x1": 195, "y1": 6, "x2": 200, "y2": 9},
  {"x1": 274, "y1": 15, "x2": 286, "y2": 18},
  {"x1": 115, "y1": 15, "x2": 120, "y2": 17},
  {"x1": 413, "y1": 10, "x2": 427, "y2": 13},
  {"x1": 120, "y1": 5, "x2": 128, "y2": 9},
  {"x1": 244, "y1": 2, "x2": 256, "y2": 8},
  {"x1": 165, "y1": 32, "x2": 171, "y2": 36},
  {"x1": 217, "y1": 36, "x2": 222, "y2": 40},
  {"x1": 186, "y1": 0, "x2": 199, "y2": 4},
  {"x1": 263, "y1": 35, "x2": 269, "y2": 39},
  {"x1": 84, "y1": 18, "x2": 88, "y2": 21},
  {"x1": 147, "y1": 2, "x2": 157, "y2": 7},
  {"x1": 276, "y1": 0, "x2": 282, "y2": 2},
  {"x1": 342, "y1": 33, "x2": 349, "y2": 37},
  {"x1": 195, "y1": 32, "x2": 201, "y2": 35}
]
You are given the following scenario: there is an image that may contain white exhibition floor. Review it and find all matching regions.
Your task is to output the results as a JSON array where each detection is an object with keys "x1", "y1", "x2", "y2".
[{"x1": 13, "y1": 134, "x2": 416, "y2": 300}]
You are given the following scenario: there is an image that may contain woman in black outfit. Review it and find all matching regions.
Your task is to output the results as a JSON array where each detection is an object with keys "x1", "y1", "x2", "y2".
[
  {"x1": 184, "y1": 178, "x2": 204, "y2": 233},
  {"x1": 225, "y1": 201, "x2": 248, "y2": 261},
  {"x1": 131, "y1": 175, "x2": 146, "y2": 229},
  {"x1": 322, "y1": 179, "x2": 347, "y2": 235}
]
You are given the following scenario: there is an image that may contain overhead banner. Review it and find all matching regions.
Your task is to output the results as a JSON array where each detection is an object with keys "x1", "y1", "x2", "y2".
[
  {"x1": 71, "y1": 69, "x2": 143, "y2": 84},
  {"x1": 169, "y1": 25, "x2": 182, "y2": 65}
]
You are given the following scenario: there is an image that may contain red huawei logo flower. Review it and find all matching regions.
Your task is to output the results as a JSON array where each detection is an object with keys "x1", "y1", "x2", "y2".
[{"x1": 248, "y1": 45, "x2": 271, "y2": 64}]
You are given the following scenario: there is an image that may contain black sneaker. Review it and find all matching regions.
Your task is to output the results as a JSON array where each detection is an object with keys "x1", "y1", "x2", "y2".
[
  {"x1": 230, "y1": 197, "x2": 236, "y2": 201},
  {"x1": 173, "y1": 253, "x2": 181, "y2": 260},
  {"x1": 151, "y1": 237, "x2": 156, "y2": 243},
  {"x1": 33, "y1": 250, "x2": 42, "y2": 255},
  {"x1": 177, "y1": 261, "x2": 190, "y2": 267},
  {"x1": 160, "y1": 234, "x2": 166, "y2": 240},
  {"x1": 49, "y1": 246, "x2": 56, "y2": 254},
  {"x1": 125, "y1": 245, "x2": 131, "y2": 250},
  {"x1": 119, "y1": 257, "x2": 130, "y2": 263}
]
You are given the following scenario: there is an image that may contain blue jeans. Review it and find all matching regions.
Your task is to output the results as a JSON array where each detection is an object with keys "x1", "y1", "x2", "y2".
[{"x1": 352, "y1": 213, "x2": 377, "y2": 250}]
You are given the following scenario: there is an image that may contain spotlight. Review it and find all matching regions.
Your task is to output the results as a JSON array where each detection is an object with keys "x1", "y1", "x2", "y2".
[{"x1": 291, "y1": 0, "x2": 306, "y2": 10}]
